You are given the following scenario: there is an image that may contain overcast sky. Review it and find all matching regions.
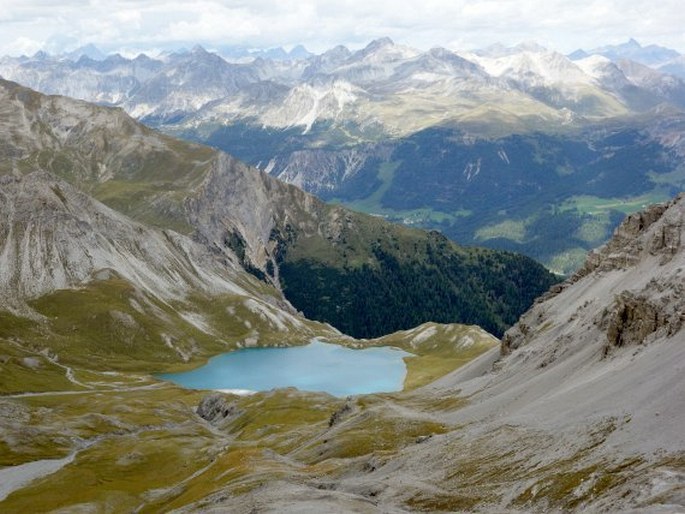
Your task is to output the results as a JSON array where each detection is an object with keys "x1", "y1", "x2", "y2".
[{"x1": 0, "y1": 0, "x2": 683, "y2": 57}]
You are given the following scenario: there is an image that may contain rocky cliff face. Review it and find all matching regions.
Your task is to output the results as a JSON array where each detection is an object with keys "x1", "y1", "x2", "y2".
[
  {"x1": 503, "y1": 193, "x2": 684, "y2": 355},
  {"x1": 185, "y1": 152, "x2": 324, "y2": 286},
  {"x1": 0, "y1": 171, "x2": 267, "y2": 312},
  {"x1": 574, "y1": 194, "x2": 682, "y2": 277}
]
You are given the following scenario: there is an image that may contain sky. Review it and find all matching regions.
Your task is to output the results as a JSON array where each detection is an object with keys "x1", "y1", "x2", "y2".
[{"x1": 0, "y1": 0, "x2": 683, "y2": 57}]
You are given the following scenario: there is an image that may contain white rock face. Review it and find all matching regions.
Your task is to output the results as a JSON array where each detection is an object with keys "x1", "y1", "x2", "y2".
[
  {"x1": 468, "y1": 47, "x2": 594, "y2": 87},
  {"x1": 0, "y1": 172, "x2": 248, "y2": 310}
]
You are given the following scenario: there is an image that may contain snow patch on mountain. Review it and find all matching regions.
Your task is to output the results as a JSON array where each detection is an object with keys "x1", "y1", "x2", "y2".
[
  {"x1": 469, "y1": 49, "x2": 593, "y2": 87},
  {"x1": 264, "y1": 80, "x2": 361, "y2": 133},
  {"x1": 575, "y1": 54, "x2": 614, "y2": 79}
]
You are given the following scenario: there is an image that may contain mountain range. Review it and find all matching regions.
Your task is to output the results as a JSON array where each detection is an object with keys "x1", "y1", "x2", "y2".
[
  {"x1": 570, "y1": 38, "x2": 683, "y2": 70},
  {"x1": 3, "y1": 38, "x2": 684, "y2": 129},
  {"x1": 0, "y1": 36, "x2": 683, "y2": 512},
  {"x1": 0, "y1": 77, "x2": 682, "y2": 509},
  {"x1": 2, "y1": 38, "x2": 684, "y2": 273}
]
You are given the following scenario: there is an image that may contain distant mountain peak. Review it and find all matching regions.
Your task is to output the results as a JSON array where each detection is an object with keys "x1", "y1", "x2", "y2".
[
  {"x1": 427, "y1": 47, "x2": 454, "y2": 59},
  {"x1": 587, "y1": 39, "x2": 680, "y2": 66},
  {"x1": 132, "y1": 53, "x2": 155, "y2": 63},
  {"x1": 104, "y1": 53, "x2": 126, "y2": 63},
  {"x1": 368, "y1": 36, "x2": 395, "y2": 48},
  {"x1": 191, "y1": 44, "x2": 209, "y2": 55},
  {"x1": 324, "y1": 45, "x2": 351, "y2": 56},
  {"x1": 515, "y1": 41, "x2": 548, "y2": 53},
  {"x1": 351, "y1": 37, "x2": 421, "y2": 63},
  {"x1": 32, "y1": 50, "x2": 50, "y2": 60},
  {"x1": 75, "y1": 54, "x2": 95, "y2": 66},
  {"x1": 568, "y1": 49, "x2": 589, "y2": 61},
  {"x1": 359, "y1": 37, "x2": 395, "y2": 56},
  {"x1": 64, "y1": 43, "x2": 106, "y2": 62},
  {"x1": 289, "y1": 44, "x2": 312, "y2": 59}
]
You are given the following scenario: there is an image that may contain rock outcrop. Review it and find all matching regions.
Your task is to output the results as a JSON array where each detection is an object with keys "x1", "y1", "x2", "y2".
[
  {"x1": 503, "y1": 193, "x2": 685, "y2": 355},
  {"x1": 0, "y1": 171, "x2": 252, "y2": 310},
  {"x1": 601, "y1": 290, "x2": 683, "y2": 355},
  {"x1": 197, "y1": 394, "x2": 243, "y2": 425},
  {"x1": 573, "y1": 193, "x2": 683, "y2": 280}
]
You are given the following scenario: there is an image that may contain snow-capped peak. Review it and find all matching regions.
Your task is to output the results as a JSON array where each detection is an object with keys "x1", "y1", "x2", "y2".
[
  {"x1": 352, "y1": 37, "x2": 420, "y2": 64},
  {"x1": 469, "y1": 48, "x2": 593, "y2": 86},
  {"x1": 575, "y1": 54, "x2": 614, "y2": 78}
]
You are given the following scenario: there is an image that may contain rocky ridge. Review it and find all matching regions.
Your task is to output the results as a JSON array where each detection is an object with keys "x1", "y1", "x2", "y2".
[
  {"x1": 0, "y1": 171, "x2": 251, "y2": 310},
  {"x1": 2, "y1": 38, "x2": 684, "y2": 139}
]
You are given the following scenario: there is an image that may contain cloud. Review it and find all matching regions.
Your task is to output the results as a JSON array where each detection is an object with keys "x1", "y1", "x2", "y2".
[
  {"x1": 2, "y1": 36, "x2": 43, "y2": 56},
  {"x1": 165, "y1": 5, "x2": 262, "y2": 41},
  {"x1": 0, "y1": 0, "x2": 682, "y2": 56}
]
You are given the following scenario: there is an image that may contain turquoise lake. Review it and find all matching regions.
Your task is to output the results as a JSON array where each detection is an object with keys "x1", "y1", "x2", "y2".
[{"x1": 157, "y1": 340, "x2": 412, "y2": 397}]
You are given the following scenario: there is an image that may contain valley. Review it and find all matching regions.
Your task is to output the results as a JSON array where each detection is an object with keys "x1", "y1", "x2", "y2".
[
  {"x1": 0, "y1": 34, "x2": 684, "y2": 513},
  {"x1": 192, "y1": 120, "x2": 682, "y2": 274}
]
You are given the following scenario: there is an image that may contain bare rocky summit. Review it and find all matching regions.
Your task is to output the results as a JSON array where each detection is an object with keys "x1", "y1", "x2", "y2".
[
  {"x1": 196, "y1": 394, "x2": 243, "y2": 425},
  {"x1": 0, "y1": 171, "x2": 254, "y2": 312}
]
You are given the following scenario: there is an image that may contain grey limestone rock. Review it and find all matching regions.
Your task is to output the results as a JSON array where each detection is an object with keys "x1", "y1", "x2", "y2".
[{"x1": 196, "y1": 393, "x2": 242, "y2": 425}]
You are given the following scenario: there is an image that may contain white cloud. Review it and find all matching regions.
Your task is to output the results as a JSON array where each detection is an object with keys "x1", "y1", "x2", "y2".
[
  {"x1": 0, "y1": 0, "x2": 682, "y2": 56},
  {"x1": 166, "y1": 5, "x2": 262, "y2": 41},
  {"x1": 2, "y1": 36, "x2": 43, "y2": 56}
]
